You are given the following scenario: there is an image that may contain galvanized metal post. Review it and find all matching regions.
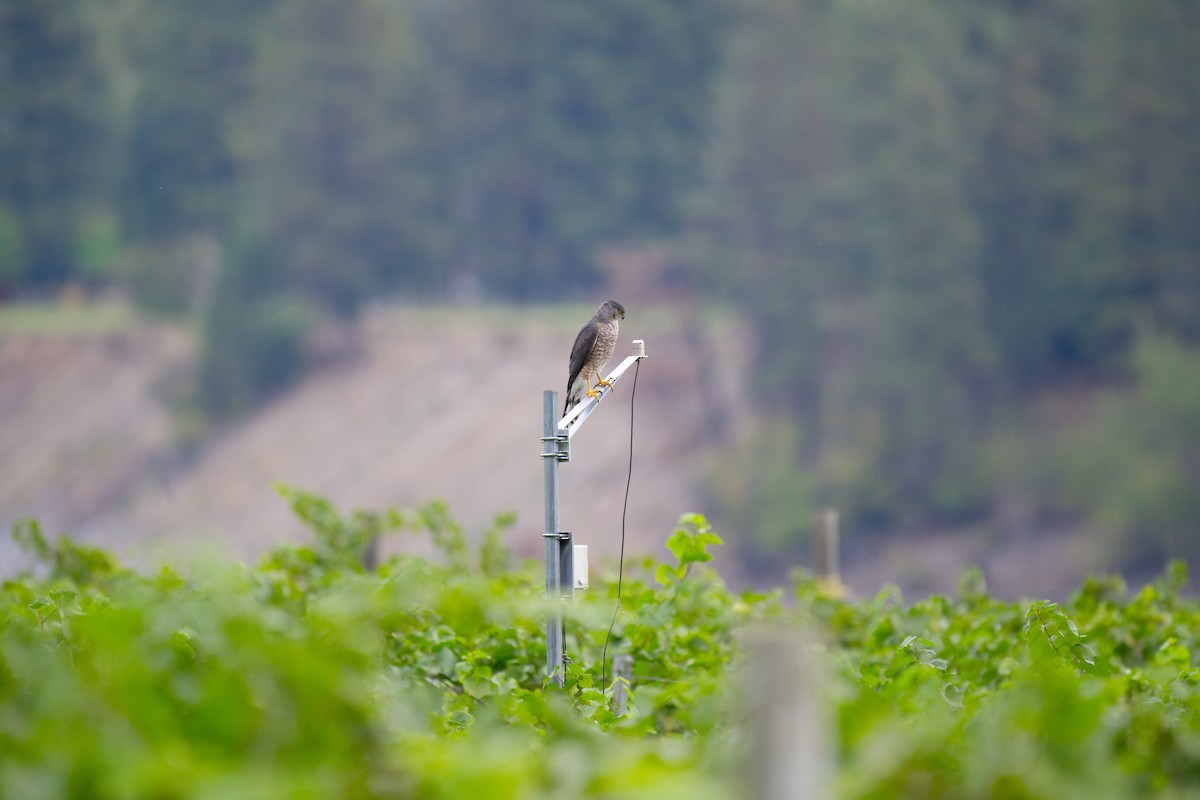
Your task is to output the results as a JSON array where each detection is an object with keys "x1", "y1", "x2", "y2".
[
  {"x1": 541, "y1": 390, "x2": 569, "y2": 685},
  {"x1": 540, "y1": 341, "x2": 646, "y2": 687}
]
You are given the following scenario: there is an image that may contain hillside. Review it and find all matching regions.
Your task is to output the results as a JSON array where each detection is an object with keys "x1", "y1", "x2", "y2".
[
  {"x1": 1, "y1": 300, "x2": 1113, "y2": 598},
  {"x1": 0, "y1": 302, "x2": 751, "y2": 573}
]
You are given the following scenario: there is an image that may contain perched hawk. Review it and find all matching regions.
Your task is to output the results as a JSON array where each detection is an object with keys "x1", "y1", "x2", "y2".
[{"x1": 563, "y1": 300, "x2": 626, "y2": 417}]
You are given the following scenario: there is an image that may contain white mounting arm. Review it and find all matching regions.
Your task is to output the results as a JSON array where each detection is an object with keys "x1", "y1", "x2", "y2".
[{"x1": 558, "y1": 339, "x2": 647, "y2": 440}]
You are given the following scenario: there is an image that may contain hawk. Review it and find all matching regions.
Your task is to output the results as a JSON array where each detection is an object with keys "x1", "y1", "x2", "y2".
[{"x1": 563, "y1": 300, "x2": 626, "y2": 417}]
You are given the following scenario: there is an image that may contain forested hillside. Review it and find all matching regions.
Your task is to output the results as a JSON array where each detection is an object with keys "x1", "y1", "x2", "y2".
[
  {"x1": 2, "y1": 0, "x2": 1199, "y2": 577},
  {"x1": 697, "y1": 1, "x2": 1200, "y2": 555}
]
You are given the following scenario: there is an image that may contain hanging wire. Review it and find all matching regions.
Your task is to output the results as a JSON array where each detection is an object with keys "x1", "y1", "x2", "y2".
[{"x1": 601, "y1": 358, "x2": 640, "y2": 691}]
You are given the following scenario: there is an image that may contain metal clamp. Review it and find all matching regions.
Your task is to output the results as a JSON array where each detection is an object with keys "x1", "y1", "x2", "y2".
[
  {"x1": 543, "y1": 530, "x2": 574, "y2": 600},
  {"x1": 539, "y1": 433, "x2": 571, "y2": 462}
]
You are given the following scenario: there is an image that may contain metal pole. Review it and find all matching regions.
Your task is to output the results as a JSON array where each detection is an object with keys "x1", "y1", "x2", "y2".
[
  {"x1": 539, "y1": 343, "x2": 645, "y2": 687},
  {"x1": 541, "y1": 390, "x2": 565, "y2": 685}
]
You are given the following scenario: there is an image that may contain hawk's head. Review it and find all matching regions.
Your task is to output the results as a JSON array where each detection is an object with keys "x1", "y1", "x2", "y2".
[{"x1": 599, "y1": 300, "x2": 626, "y2": 321}]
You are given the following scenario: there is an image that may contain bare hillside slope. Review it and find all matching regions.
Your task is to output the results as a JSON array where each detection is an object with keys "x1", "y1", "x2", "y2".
[{"x1": 2, "y1": 303, "x2": 749, "y2": 569}]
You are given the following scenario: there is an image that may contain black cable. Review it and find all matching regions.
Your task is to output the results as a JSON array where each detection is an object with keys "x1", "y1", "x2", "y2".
[{"x1": 601, "y1": 358, "x2": 639, "y2": 692}]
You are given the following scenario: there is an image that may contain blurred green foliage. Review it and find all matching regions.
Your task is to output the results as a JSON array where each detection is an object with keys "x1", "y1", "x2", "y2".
[
  {"x1": 6, "y1": 497, "x2": 1200, "y2": 798},
  {"x1": 421, "y1": 0, "x2": 731, "y2": 298},
  {"x1": 0, "y1": 0, "x2": 115, "y2": 286},
  {"x1": 696, "y1": 0, "x2": 1200, "y2": 547},
  {"x1": 0, "y1": 302, "x2": 137, "y2": 336},
  {"x1": 0, "y1": 207, "x2": 25, "y2": 290},
  {"x1": 707, "y1": 416, "x2": 818, "y2": 560},
  {"x1": 1055, "y1": 334, "x2": 1200, "y2": 566},
  {"x1": 73, "y1": 214, "x2": 123, "y2": 286},
  {"x1": 197, "y1": 292, "x2": 316, "y2": 419}
]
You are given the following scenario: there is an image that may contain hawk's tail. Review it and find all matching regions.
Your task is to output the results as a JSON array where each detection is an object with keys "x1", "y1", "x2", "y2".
[{"x1": 563, "y1": 387, "x2": 583, "y2": 419}]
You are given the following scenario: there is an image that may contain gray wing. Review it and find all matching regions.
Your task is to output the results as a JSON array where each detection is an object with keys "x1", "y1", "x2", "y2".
[{"x1": 567, "y1": 321, "x2": 599, "y2": 392}]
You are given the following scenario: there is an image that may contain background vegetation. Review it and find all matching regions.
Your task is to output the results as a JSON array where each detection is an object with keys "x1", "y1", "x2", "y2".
[{"x1": 2, "y1": 0, "x2": 1199, "y2": 570}]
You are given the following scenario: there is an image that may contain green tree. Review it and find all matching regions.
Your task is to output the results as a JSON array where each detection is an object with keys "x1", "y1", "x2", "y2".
[
  {"x1": 1062, "y1": 333, "x2": 1200, "y2": 567},
  {"x1": 425, "y1": 0, "x2": 730, "y2": 298},
  {"x1": 695, "y1": 0, "x2": 830, "y2": 419},
  {"x1": 115, "y1": 0, "x2": 278, "y2": 314},
  {"x1": 233, "y1": 0, "x2": 444, "y2": 317},
  {"x1": 968, "y1": 1, "x2": 1135, "y2": 387},
  {"x1": 837, "y1": 4, "x2": 999, "y2": 521},
  {"x1": 120, "y1": 0, "x2": 276, "y2": 241},
  {"x1": 0, "y1": 207, "x2": 25, "y2": 292},
  {"x1": 0, "y1": 0, "x2": 115, "y2": 285},
  {"x1": 697, "y1": 0, "x2": 998, "y2": 531},
  {"x1": 195, "y1": 237, "x2": 314, "y2": 419},
  {"x1": 1100, "y1": 1, "x2": 1200, "y2": 344},
  {"x1": 969, "y1": 1, "x2": 1200, "y2": 385}
]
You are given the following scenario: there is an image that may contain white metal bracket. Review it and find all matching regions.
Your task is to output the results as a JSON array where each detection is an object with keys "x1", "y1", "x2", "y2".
[{"x1": 558, "y1": 339, "x2": 647, "y2": 443}]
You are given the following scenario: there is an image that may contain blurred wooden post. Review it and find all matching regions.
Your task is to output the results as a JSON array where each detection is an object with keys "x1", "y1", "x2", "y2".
[
  {"x1": 361, "y1": 534, "x2": 379, "y2": 571},
  {"x1": 611, "y1": 654, "x2": 633, "y2": 714},
  {"x1": 744, "y1": 631, "x2": 831, "y2": 800},
  {"x1": 360, "y1": 513, "x2": 381, "y2": 571},
  {"x1": 813, "y1": 508, "x2": 843, "y2": 594}
]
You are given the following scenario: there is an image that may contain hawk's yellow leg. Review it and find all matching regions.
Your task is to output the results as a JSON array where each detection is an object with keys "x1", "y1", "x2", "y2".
[{"x1": 585, "y1": 372, "x2": 616, "y2": 400}]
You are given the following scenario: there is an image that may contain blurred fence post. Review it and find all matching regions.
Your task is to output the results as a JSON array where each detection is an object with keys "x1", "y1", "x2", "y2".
[
  {"x1": 813, "y1": 508, "x2": 842, "y2": 592},
  {"x1": 743, "y1": 631, "x2": 832, "y2": 800},
  {"x1": 361, "y1": 534, "x2": 379, "y2": 571},
  {"x1": 611, "y1": 654, "x2": 633, "y2": 714},
  {"x1": 360, "y1": 513, "x2": 381, "y2": 571}
]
